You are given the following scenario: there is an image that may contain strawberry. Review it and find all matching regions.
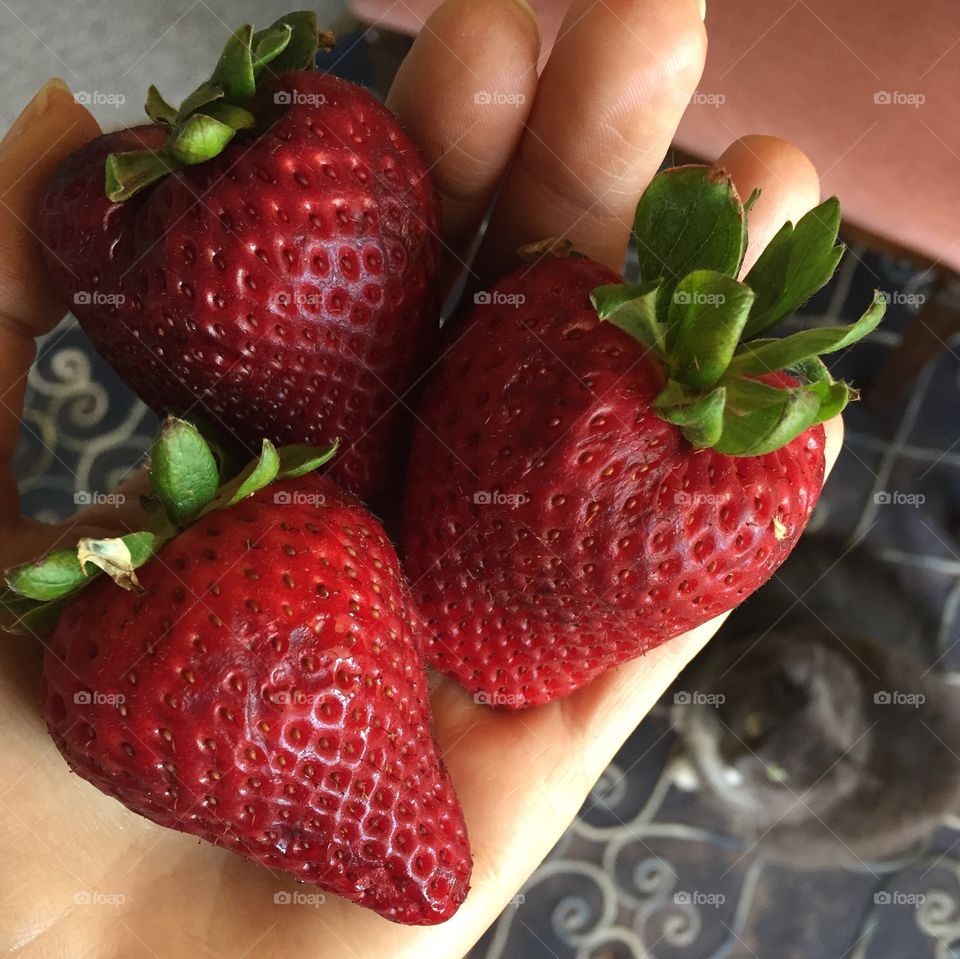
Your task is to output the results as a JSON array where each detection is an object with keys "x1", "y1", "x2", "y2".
[
  {"x1": 37, "y1": 12, "x2": 440, "y2": 506},
  {"x1": 2, "y1": 421, "x2": 471, "y2": 924},
  {"x1": 402, "y1": 166, "x2": 885, "y2": 708}
]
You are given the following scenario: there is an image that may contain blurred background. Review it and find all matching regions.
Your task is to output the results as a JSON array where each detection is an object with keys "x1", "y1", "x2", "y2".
[{"x1": 6, "y1": 0, "x2": 960, "y2": 956}]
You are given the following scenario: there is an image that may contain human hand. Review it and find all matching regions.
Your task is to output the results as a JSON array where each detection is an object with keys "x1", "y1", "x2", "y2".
[{"x1": 0, "y1": 1, "x2": 841, "y2": 956}]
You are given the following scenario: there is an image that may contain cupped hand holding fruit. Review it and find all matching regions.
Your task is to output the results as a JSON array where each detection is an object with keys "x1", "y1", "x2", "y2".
[{"x1": 1, "y1": 0, "x2": 846, "y2": 956}]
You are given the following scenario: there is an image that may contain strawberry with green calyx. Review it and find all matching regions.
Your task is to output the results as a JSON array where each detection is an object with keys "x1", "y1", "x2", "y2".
[
  {"x1": 402, "y1": 165, "x2": 884, "y2": 709},
  {"x1": 38, "y1": 11, "x2": 441, "y2": 506},
  {"x1": 3, "y1": 420, "x2": 471, "y2": 924}
]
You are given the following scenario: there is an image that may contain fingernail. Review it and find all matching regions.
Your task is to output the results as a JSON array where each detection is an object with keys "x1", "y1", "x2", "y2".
[
  {"x1": 1, "y1": 78, "x2": 74, "y2": 150},
  {"x1": 698, "y1": 0, "x2": 707, "y2": 20},
  {"x1": 509, "y1": 0, "x2": 540, "y2": 33}
]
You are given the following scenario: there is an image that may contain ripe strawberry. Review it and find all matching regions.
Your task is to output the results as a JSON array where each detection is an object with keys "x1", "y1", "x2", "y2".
[
  {"x1": 402, "y1": 166, "x2": 884, "y2": 708},
  {"x1": 2, "y1": 422, "x2": 470, "y2": 924},
  {"x1": 37, "y1": 12, "x2": 440, "y2": 506}
]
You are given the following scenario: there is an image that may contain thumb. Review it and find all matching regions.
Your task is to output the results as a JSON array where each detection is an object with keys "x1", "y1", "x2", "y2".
[{"x1": 0, "y1": 79, "x2": 99, "y2": 540}]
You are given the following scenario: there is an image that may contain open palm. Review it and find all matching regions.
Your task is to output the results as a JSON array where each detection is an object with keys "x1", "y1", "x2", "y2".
[{"x1": 0, "y1": 0, "x2": 840, "y2": 956}]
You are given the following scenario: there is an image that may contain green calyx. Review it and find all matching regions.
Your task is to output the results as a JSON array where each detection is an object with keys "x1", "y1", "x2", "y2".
[
  {"x1": 0, "y1": 418, "x2": 338, "y2": 636},
  {"x1": 591, "y1": 165, "x2": 885, "y2": 457},
  {"x1": 105, "y1": 11, "x2": 325, "y2": 201}
]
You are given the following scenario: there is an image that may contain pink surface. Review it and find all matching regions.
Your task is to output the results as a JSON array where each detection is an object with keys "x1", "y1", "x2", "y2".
[{"x1": 351, "y1": 0, "x2": 960, "y2": 271}]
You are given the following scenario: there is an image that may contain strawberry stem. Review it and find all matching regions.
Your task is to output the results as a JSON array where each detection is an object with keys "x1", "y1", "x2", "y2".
[
  {"x1": 592, "y1": 165, "x2": 886, "y2": 457},
  {"x1": 104, "y1": 11, "x2": 322, "y2": 202},
  {"x1": 0, "y1": 418, "x2": 338, "y2": 635}
]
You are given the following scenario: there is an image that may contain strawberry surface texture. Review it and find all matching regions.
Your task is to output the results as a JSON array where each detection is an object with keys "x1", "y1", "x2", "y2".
[
  {"x1": 403, "y1": 257, "x2": 826, "y2": 707},
  {"x1": 41, "y1": 472, "x2": 470, "y2": 924},
  {"x1": 38, "y1": 68, "x2": 440, "y2": 506}
]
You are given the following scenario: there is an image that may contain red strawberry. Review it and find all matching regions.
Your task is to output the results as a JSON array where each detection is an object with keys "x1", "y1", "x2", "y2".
[
  {"x1": 37, "y1": 13, "x2": 440, "y2": 506},
  {"x1": 3, "y1": 422, "x2": 471, "y2": 924},
  {"x1": 402, "y1": 166, "x2": 884, "y2": 708}
]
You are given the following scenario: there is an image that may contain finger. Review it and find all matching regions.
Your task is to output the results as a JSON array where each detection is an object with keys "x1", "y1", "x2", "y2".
[
  {"x1": 386, "y1": 0, "x2": 540, "y2": 282},
  {"x1": 717, "y1": 133, "x2": 822, "y2": 274},
  {"x1": 0, "y1": 80, "x2": 99, "y2": 522},
  {"x1": 474, "y1": 0, "x2": 706, "y2": 281}
]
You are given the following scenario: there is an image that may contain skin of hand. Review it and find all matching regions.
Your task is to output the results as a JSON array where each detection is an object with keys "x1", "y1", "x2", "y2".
[{"x1": 0, "y1": 1, "x2": 841, "y2": 956}]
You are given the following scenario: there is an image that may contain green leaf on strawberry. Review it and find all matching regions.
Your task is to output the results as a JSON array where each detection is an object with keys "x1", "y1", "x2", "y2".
[
  {"x1": 106, "y1": 10, "x2": 322, "y2": 201},
  {"x1": 743, "y1": 197, "x2": 844, "y2": 338},
  {"x1": 667, "y1": 271, "x2": 755, "y2": 387},
  {"x1": 596, "y1": 165, "x2": 885, "y2": 456},
  {"x1": 632, "y1": 165, "x2": 749, "y2": 322},
  {"x1": 0, "y1": 417, "x2": 337, "y2": 635},
  {"x1": 150, "y1": 418, "x2": 220, "y2": 525}
]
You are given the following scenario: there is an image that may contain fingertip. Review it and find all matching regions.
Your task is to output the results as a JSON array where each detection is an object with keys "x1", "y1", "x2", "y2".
[
  {"x1": 477, "y1": 0, "x2": 707, "y2": 278},
  {"x1": 716, "y1": 134, "x2": 820, "y2": 273},
  {"x1": 1, "y1": 78, "x2": 100, "y2": 158},
  {"x1": 0, "y1": 79, "x2": 101, "y2": 338},
  {"x1": 388, "y1": 0, "x2": 540, "y2": 253},
  {"x1": 823, "y1": 414, "x2": 844, "y2": 479}
]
